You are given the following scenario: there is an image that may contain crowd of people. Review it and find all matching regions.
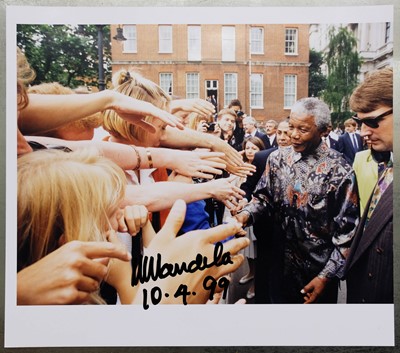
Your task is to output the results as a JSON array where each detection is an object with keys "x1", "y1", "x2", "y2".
[{"x1": 16, "y1": 45, "x2": 393, "y2": 305}]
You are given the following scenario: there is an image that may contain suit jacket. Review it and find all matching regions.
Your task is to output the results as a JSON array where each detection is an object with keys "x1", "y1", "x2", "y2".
[
  {"x1": 336, "y1": 132, "x2": 363, "y2": 164},
  {"x1": 344, "y1": 182, "x2": 393, "y2": 303},
  {"x1": 239, "y1": 146, "x2": 277, "y2": 304},
  {"x1": 327, "y1": 136, "x2": 339, "y2": 150},
  {"x1": 240, "y1": 147, "x2": 277, "y2": 201},
  {"x1": 254, "y1": 131, "x2": 271, "y2": 150},
  {"x1": 267, "y1": 134, "x2": 278, "y2": 149}
]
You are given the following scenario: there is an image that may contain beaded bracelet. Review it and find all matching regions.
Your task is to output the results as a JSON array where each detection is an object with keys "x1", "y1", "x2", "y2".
[
  {"x1": 130, "y1": 145, "x2": 141, "y2": 170},
  {"x1": 146, "y1": 148, "x2": 154, "y2": 169}
]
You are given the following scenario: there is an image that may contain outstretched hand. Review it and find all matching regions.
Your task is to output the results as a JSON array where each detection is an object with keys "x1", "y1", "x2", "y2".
[
  {"x1": 170, "y1": 98, "x2": 215, "y2": 118},
  {"x1": 134, "y1": 199, "x2": 249, "y2": 305},
  {"x1": 17, "y1": 240, "x2": 131, "y2": 305},
  {"x1": 171, "y1": 150, "x2": 226, "y2": 179},
  {"x1": 110, "y1": 92, "x2": 184, "y2": 133}
]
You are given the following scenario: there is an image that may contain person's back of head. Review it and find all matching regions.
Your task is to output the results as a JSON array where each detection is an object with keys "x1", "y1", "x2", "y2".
[
  {"x1": 103, "y1": 69, "x2": 171, "y2": 145},
  {"x1": 17, "y1": 47, "x2": 36, "y2": 111},
  {"x1": 28, "y1": 82, "x2": 103, "y2": 140},
  {"x1": 17, "y1": 148, "x2": 126, "y2": 272},
  {"x1": 228, "y1": 99, "x2": 242, "y2": 110}
]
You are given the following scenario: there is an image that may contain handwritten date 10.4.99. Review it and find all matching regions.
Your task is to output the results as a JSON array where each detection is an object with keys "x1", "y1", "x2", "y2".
[{"x1": 142, "y1": 276, "x2": 230, "y2": 309}]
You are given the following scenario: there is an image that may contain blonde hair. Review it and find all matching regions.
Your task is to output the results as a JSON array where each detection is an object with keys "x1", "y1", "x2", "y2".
[
  {"x1": 17, "y1": 149, "x2": 126, "y2": 272},
  {"x1": 186, "y1": 112, "x2": 213, "y2": 130},
  {"x1": 28, "y1": 82, "x2": 103, "y2": 138},
  {"x1": 217, "y1": 108, "x2": 237, "y2": 121},
  {"x1": 344, "y1": 118, "x2": 357, "y2": 128},
  {"x1": 103, "y1": 69, "x2": 171, "y2": 145},
  {"x1": 17, "y1": 47, "x2": 36, "y2": 110}
]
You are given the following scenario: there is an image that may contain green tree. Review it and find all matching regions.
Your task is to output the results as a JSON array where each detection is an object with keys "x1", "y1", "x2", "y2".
[
  {"x1": 308, "y1": 49, "x2": 327, "y2": 98},
  {"x1": 322, "y1": 26, "x2": 362, "y2": 125},
  {"x1": 17, "y1": 24, "x2": 111, "y2": 89}
]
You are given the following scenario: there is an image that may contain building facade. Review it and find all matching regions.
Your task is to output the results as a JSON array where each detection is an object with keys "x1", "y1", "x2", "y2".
[
  {"x1": 309, "y1": 22, "x2": 393, "y2": 79},
  {"x1": 111, "y1": 24, "x2": 310, "y2": 123}
]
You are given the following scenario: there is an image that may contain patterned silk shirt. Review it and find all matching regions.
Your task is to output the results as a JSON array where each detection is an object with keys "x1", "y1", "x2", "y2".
[{"x1": 242, "y1": 142, "x2": 359, "y2": 294}]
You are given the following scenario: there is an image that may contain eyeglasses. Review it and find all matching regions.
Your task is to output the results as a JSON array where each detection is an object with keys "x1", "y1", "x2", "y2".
[{"x1": 352, "y1": 109, "x2": 392, "y2": 129}]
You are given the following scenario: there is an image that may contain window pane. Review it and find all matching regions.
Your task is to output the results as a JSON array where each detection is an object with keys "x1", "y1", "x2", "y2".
[
  {"x1": 160, "y1": 73, "x2": 173, "y2": 95},
  {"x1": 284, "y1": 75, "x2": 297, "y2": 108},
  {"x1": 186, "y1": 73, "x2": 199, "y2": 98},
  {"x1": 285, "y1": 28, "x2": 298, "y2": 54},
  {"x1": 159, "y1": 25, "x2": 172, "y2": 53},
  {"x1": 251, "y1": 27, "x2": 264, "y2": 54},
  {"x1": 222, "y1": 26, "x2": 235, "y2": 61},
  {"x1": 250, "y1": 74, "x2": 263, "y2": 107},
  {"x1": 224, "y1": 73, "x2": 237, "y2": 107},
  {"x1": 188, "y1": 26, "x2": 201, "y2": 61},
  {"x1": 123, "y1": 25, "x2": 137, "y2": 53}
]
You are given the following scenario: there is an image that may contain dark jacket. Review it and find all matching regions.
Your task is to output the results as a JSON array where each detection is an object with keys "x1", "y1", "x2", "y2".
[
  {"x1": 344, "y1": 182, "x2": 393, "y2": 303},
  {"x1": 336, "y1": 132, "x2": 363, "y2": 164}
]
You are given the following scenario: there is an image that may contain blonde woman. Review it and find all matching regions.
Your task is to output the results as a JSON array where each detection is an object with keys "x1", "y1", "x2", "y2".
[
  {"x1": 17, "y1": 149, "x2": 249, "y2": 305},
  {"x1": 103, "y1": 70, "x2": 245, "y2": 215},
  {"x1": 16, "y1": 47, "x2": 183, "y2": 155}
]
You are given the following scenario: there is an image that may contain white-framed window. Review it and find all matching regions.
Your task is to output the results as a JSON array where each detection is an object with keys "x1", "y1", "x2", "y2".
[
  {"x1": 160, "y1": 73, "x2": 173, "y2": 95},
  {"x1": 159, "y1": 25, "x2": 172, "y2": 53},
  {"x1": 224, "y1": 73, "x2": 237, "y2": 107},
  {"x1": 250, "y1": 74, "x2": 263, "y2": 108},
  {"x1": 123, "y1": 25, "x2": 137, "y2": 53},
  {"x1": 250, "y1": 27, "x2": 264, "y2": 54},
  {"x1": 222, "y1": 26, "x2": 235, "y2": 61},
  {"x1": 186, "y1": 73, "x2": 200, "y2": 98},
  {"x1": 285, "y1": 28, "x2": 298, "y2": 55},
  {"x1": 188, "y1": 26, "x2": 201, "y2": 61},
  {"x1": 284, "y1": 75, "x2": 297, "y2": 108}
]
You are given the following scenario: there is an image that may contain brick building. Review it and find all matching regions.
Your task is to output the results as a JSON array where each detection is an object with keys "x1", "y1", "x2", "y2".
[{"x1": 111, "y1": 24, "x2": 310, "y2": 123}]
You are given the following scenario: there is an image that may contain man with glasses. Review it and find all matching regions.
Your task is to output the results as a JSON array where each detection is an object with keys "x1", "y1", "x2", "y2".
[
  {"x1": 234, "y1": 97, "x2": 359, "y2": 303},
  {"x1": 344, "y1": 67, "x2": 393, "y2": 303}
]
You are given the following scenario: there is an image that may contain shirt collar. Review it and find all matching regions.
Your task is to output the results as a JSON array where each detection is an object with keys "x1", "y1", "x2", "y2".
[{"x1": 291, "y1": 140, "x2": 327, "y2": 163}]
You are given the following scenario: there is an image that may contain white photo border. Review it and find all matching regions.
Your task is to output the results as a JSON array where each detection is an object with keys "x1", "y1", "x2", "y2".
[{"x1": 6, "y1": 5, "x2": 395, "y2": 348}]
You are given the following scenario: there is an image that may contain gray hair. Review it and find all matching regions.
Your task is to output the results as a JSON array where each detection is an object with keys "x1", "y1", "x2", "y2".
[
  {"x1": 243, "y1": 116, "x2": 257, "y2": 126},
  {"x1": 290, "y1": 97, "x2": 331, "y2": 131}
]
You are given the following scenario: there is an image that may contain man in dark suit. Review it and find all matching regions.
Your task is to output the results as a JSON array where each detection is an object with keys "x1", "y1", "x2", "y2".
[
  {"x1": 321, "y1": 122, "x2": 339, "y2": 150},
  {"x1": 336, "y1": 118, "x2": 364, "y2": 164},
  {"x1": 344, "y1": 67, "x2": 393, "y2": 303},
  {"x1": 242, "y1": 116, "x2": 270, "y2": 148},
  {"x1": 264, "y1": 119, "x2": 279, "y2": 148},
  {"x1": 238, "y1": 120, "x2": 290, "y2": 303}
]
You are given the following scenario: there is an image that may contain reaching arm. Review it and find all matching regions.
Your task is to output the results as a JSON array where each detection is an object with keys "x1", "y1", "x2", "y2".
[
  {"x1": 131, "y1": 200, "x2": 249, "y2": 305},
  {"x1": 161, "y1": 126, "x2": 256, "y2": 177},
  {"x1": 170, "y1": 98, "x2": 215, "y2": 118},
  {"x1": 123, "y1": 177, "x2": 244, "y2": 212},
  {"x1": 19, "y1": 90, "x2": 183, "y2": 135},
  {"x1": 25, "y1": 136, "x2": 226, "y2": 179}
]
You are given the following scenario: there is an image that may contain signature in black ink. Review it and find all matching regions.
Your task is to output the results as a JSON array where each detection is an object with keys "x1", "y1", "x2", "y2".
[{"x1": 131, "y1": 241, "x2": 232, "y2": 286}]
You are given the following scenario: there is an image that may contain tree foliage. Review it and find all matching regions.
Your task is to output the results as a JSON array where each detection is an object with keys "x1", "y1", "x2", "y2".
[
  {"x1": 17, "y1": 24, "x2": 111, "y2": 89},
  {"x1": 308, "y1": 49, "x2": 327, "y2": 98},
  {"x1": 322, "y1": 26, "x2": 362, "y2": 123}
]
